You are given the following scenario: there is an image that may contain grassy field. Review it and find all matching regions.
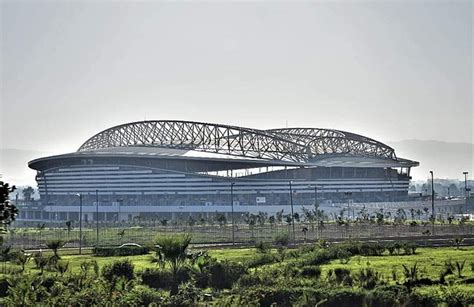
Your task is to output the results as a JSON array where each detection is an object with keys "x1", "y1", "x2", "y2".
[
  {"x1": 322, "y1": 246, "x2": 474, "y2": 283},
  {"x1": 2, "y1": 245, "x2": 473, "y2": 281}
]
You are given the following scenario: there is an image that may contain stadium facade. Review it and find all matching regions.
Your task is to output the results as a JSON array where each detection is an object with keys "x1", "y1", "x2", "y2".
[{"x1": 27, "y1": 120, "x2": 418, "y2": 222}]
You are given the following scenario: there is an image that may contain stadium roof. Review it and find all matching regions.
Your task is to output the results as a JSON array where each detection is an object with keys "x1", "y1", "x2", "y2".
[{"x1": 74, "y1": 120, "x2": 418, "y2": 167}]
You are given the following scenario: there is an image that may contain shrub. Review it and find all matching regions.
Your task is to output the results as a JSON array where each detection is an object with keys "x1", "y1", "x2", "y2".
[
  {"x1": 55, "y1": 260, "x2": 69, "y2": 276},
  {"x1": 93, "y1": 246, "x2": 149, "y2": 257},
  {"x1": 0, "y1": 278, "x2": 8, "y2": 297},
  {"x1": 119, "y1": 285, "x2": 163, "y2": 306},
  {"x1": 354, "y1": 267, "x2": 383, "y2": 290},
  {"x1": 359, "y1": 242, "x2": 385, "y2": 256},
  {"x1": 246, "y1": 253, "x2": 277, "y2": 268},
  {"x1": 338, "y1": 240, "x2": 361, "y2": 255},
  {"x1": 443, "y1": 286, "x2": 473, "y2": 307},
  {"x1": 206, "y1": 260, "x2": 247, "y2": 289},
  {"x1": 329, "y1": 268, "x2": 353, "y2": 286},
  {"x1": 336, "y1": 249, "x2": 352, "y2": 264},
  {"x1": 141, "y1": 268, "x2": 192, "y2": 290},
  {"x1": 255, "y1": 241, "x2": 270, "y2": 254},
  {"x1": 302, "y1": 248, "x2": 332, "y2": 266},
  {"x1": 324, "y1": 287, "x2": 366, "y2": 307},
  {"x1": 236, "y1": 285, "x2": 297, "y2": 307},
  {"x1": 101, "y1": 259, "x2": 135, "y2": 285},
  {"x1": 299, "y1": 265, "x2": 322, "y2": 279},
  {"x1": 274, "y1": 233, "x2": 290, "y2": 247},
  {"x1": 369, "y1": 285, "x2": 409, "y2": 306},
  {"x1": 166, "y1": 281, "x2": 202, "y2": 306},
  {"x1": 236, "y1": 274, "x2": 263, "y2": 288}
]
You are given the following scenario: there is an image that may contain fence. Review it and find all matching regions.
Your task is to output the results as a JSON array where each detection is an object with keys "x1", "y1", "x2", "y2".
[{"x1": 4, "y1": 222, "x2": 473, "y2": 250}]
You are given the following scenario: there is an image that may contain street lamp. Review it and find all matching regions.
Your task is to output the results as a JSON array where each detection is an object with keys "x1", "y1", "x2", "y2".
[
  {"x1": 313, "y1": 185, "x2": 318, "y2": 208},
  {"x1": 344, "y1": 192, "x2": 352, "y2": 219},
  {"x1": 74, "y1": 193, "x2": 83, "y2": 255},
  {"x1": 289, "y1": 181, "x2": 296, "y2": 242},
  {"x1": 116, "y1": 198, "x2": 123, "y2": 223},
  {"x1": 95, "y1": 190, "x2": 99, "y2": 247},
  {"x1": 463, "y1": 172, "x2": 469, "y2": 198},
  {"x1": 430, "y1": 171, "x2": 435, "y2": 234},
  {"x1": 230, "y1": 182, "x2": 235, "y2": 246}
]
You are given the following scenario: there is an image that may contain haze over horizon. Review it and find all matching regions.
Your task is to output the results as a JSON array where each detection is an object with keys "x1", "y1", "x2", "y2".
[{"x1": 1, "y1": 1, "x2": 473, "y2": 186}]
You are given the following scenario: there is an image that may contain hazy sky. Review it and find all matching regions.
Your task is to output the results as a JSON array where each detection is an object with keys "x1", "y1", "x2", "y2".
[{"x1": 1, "y1": 1, "x2": 473, "y2": 170}]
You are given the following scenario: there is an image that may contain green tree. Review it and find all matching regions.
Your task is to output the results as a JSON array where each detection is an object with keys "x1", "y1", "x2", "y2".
[
  {"x1": 0, "y1": 181, "x2": 19, "y2": 233},
  {"x1": 21, "y1": 186, "x2": 34, "y2": 201}
]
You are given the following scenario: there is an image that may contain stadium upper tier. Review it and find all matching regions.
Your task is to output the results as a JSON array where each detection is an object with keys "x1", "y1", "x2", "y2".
[{"x1": 49, "y1": 120, "x2": 417, "y2": 168}]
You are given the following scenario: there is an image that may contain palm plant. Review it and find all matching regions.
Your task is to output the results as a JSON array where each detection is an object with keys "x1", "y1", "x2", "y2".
[
  {"x1": 33, "y1": 252, "x2": 48, "y2": 275},
  {"x1": 154, "y1": 234, "x2": 192, "y2": 294},
  {"x1": 14, "y1": 251, "x2": 31, "y2": 273},
  {"x1": 1, "y1": 245, "x2": 11, "y2": 273},
  {"x1": 55, "y1": 260, "x2": 69, "y2": 276},
  {"x1": 402, "y1": 262, "x2": 418, "y2": 283},
  {"x1": 452, "y1": 236, "x2": 464, "y2": 250},
  {"x1": 455, "y1": 260, "x2": 466, "y2": 278},
  {"x1": 117, "y1": 229, "x2": 126, "y2": 244},
  {"x1": 46, "y1": 239, "x2": 65, "y2": 259}
]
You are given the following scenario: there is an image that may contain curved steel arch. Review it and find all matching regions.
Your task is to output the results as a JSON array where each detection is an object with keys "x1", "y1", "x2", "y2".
[
  {"x1": 78, "y1": 120, "x2": 310, "y2": 162},
  {"x1": 78, "y1": 120, "x2": 396, "y2": 162},
  {"x1": 267, "y1": 128, "x2": 396, "y2": 160}
]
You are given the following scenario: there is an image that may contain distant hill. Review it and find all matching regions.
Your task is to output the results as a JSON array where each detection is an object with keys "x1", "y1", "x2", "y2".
[
  {"x1": 1, "y1": 140, "x2": 473, "y2": 186},
  {"x1": 0, "y1": 148, "x2": 50, "y2": 187},
  {"x1": 387, "y1": 140, "x2": 473, "y2": 181}
]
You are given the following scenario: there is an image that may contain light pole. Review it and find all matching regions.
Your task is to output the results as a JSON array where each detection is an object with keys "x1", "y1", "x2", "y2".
[
  {"x1": 314, "y1": 185, "x2": 318, "y2": 208},
  {"x1": 430, "y1": 171, "x2": 435, "y2": 234},
  {"x1": 116, "y1": 198, "x2": 123, "y2": 223},
  {"x1": 344, "y1": 192, "x2": 352, "y2": 219},
  {"x1": 74, "y1": 193, "x2": 83, "y2": 255},
  {"x1": 230, "y1": 182, "x2": 235, "y2": 246},
  {"x1": 95, "y1": 189, "x2": 99, "y2": 247},
  {"x1": 463, "y1": 172, "x2": 469, "y2": 198},
  {"x1": 289, "y1": 181, "x2": 295, "y2": 242}
]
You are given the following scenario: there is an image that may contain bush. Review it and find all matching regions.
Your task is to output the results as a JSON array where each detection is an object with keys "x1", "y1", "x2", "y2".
[
  {"x1": 246, "y1": 253, "x2": 277, "y2": 268},
  {"x1": 274, "y1": 233, "x2": 290, "y2": 247},
  {"x1": 101, "y1": 259, "x2": 135, "y2": 284},
  {"x1": 354, "y1": 267, "x2": 383, "y2": 290},
  {"x1": 119, "y1": 285, "x2": 163, "y2": 306},
  {"x1": 443, "y1": 286, "x2": 474, "y2": 307},
  {"x1": 359, "y1": 242, "x2": 385, "y2": 256},
  {"x1": 324, "y1": 287, "x2": 366, "y2": 307},
  {"x1": 0, "y1": 278, "x2": 8, "y2": 297},
  {"x1": 206, "y1": 260, "x2": 247, "y2": 289},
  {"x1": 93, "y1": 246, "x2": 149, "y2": 257},
  {"x1": 299, "y1": 265, "x2": 322, "y2": 279},
  {"x1": 369, "y1": 285, "x2": 409, "y2": 306},
  {"x1": 338, "y1": 240, "x2": 361, "y2": 255},
  {"x1": 166, "y1": 281, "x2": 202, "y2": 306},
  {"x1": 255, "y1": 241, "x2": 270, "y2": 254},
  {"x1": 301, "y1": 249, "x2": 332, "y2": 266},
  {"x1": 229, "y1": 285, "x2": 297, "y2": 307},
  {"x1": 141, "y1": 268, "x2": 192, "y2": 290},
  {"x1": 328, "y1": 268, "x2": 353, "y2": 286},
  {"x1": 402, "y1": 241, "x2": 417, "y2": 255}
]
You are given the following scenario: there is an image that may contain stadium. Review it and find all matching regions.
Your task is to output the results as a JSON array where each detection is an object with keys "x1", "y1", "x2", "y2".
[{"x1": 27, "y1": 120, "x2": 419, "y2": 222}]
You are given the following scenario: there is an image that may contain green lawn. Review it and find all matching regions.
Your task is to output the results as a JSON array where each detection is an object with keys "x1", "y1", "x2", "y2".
[
  {"x1": 1, "y1": 245, "x2": 473, "y2": 282},
  {"x1": 321, "y1": 246, "x2": 474, "y2": 283}
]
